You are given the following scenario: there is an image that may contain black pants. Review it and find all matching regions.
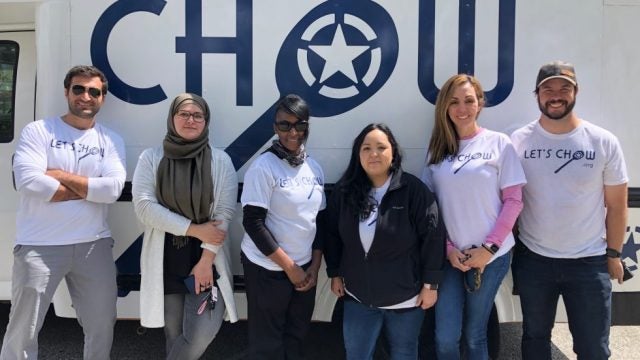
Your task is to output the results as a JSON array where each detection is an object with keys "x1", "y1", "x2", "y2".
[{"x1": 242, "y1": 253, "x2": 317, "y2": 360}]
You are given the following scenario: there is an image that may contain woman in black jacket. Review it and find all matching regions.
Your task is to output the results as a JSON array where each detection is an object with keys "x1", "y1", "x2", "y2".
[{"x1": 324, "y1": 123, "x2": 445, "y2": 359}]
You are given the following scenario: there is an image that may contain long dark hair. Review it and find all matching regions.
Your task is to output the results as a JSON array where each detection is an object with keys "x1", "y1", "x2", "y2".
[{"x1": 337, "y1": 123, "x2": 403, "y2": 220}]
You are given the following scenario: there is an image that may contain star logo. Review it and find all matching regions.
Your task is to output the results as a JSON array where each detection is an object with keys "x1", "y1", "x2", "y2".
[
  {"x1": 622, "y1": 226, "x2": 640, "y2": 271},
  {"x1": 275, "y1": 0, "x2": 398, "y2": 117},
  {"x1": 296, "y1": 13, "x2": 382, "y2": 99},
  {"x1": 309, "y1": 25, "x2": 369, "y2": 83}
]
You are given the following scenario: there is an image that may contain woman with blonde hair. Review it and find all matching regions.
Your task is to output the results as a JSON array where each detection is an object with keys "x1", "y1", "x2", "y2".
[{"x1": 422, "y1": 74, "x2": 526, "y2": 360}]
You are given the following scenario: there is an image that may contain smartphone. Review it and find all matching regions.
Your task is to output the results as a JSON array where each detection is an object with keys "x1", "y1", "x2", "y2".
[
  {"x1": 183, "y1": 275, "x2": 197, "y2": 294},
  {"x1": 183, "y1": 268, "x2": 220, "y2": 294},
  {"x1": 623, "y1": 262, "x2": 634, "y2": 282}
]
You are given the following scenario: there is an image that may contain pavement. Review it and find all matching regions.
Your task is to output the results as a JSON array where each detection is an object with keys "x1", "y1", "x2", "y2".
[{"x1": 0, "y1": 302, "x2": 638, "y2": 359}]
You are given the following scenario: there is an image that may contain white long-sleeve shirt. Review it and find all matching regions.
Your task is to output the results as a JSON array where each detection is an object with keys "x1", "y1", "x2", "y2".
[{"x1": 13, "y1": 116, "x2": 126, "y2": 245}]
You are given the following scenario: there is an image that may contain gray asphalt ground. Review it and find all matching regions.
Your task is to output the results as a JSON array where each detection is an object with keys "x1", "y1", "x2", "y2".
[{"x1": 0, "y1": 302, "x2": 638, "y2": 359}]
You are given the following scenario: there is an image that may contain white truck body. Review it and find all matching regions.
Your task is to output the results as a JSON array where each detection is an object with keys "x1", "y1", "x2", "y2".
[{"x1": 1, "y1": 0, "x2": 639, "y2": 328}]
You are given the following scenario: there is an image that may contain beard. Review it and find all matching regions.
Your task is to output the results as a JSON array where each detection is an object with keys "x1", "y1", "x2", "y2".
[
  {"x1": 538, "y1": 98, "x2": 576, "y2": 120},
  {"x1": 68, "y1": 103, "x2": 100, "y2": 119}
]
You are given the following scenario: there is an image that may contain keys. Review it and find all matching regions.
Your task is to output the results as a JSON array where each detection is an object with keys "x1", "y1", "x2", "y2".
[{"x1": 197, "y1": 286, "x2": 218, "y2": 315}]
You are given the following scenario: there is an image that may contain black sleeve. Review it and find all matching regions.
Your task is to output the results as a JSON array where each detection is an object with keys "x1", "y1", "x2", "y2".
[
  {"x1": 410, "y1": 177, "x2": 446, "y2": 284},
  {"x1": 242, "y1": 205, "x2": 279, "y2": 257},
  {"x1": 312, "y1": 209, "x2": 326, "y2": 251},
  {"x1": 323, "y1": 189, "x2": 343, "y2": 278}
]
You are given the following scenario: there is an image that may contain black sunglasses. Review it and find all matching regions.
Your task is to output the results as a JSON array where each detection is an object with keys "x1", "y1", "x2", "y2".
[
  {"x1": 71, "y1": 84, "x2": 102, "y2": 98},
  {"x1": 275, "y1": 120, "x2": 309, "y2": 132}
]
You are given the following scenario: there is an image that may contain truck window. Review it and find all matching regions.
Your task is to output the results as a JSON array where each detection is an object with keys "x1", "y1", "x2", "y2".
[{"x1": 0, "y1": 41, "x2": 18, "y2": 143}]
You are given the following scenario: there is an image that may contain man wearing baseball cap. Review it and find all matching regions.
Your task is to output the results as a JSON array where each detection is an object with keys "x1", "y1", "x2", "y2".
[{"x1": 510, "y1": 61, "x2": 628, "y2": 359}]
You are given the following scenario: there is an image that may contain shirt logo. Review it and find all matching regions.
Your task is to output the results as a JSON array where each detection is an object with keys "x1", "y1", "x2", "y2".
[
  {"x1": 50, "y1": 139, "x2": 105, "y2": 163},
  {"x1": 522, "y1": 148, "x2": 596, "y2": 173},
  {"x1": 446, "y1": 152, "x2": 493, "y2": 174}
]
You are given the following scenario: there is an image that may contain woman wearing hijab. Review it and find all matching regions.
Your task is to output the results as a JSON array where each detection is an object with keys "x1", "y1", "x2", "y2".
[
  {"x1": 132, "y1": 93, "x2": 238, "y2": 359},
  {"x1": 241, "y1": 94, "x2": 325, "y2": 359}
]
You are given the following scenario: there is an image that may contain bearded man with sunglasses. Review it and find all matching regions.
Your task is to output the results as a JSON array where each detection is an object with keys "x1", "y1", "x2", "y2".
[{"x1": 1, "y1": 65, "x2": 126, "y2": 360}]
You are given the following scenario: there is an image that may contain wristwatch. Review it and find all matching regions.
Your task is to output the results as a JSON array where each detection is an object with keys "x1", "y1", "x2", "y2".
[
  {"x1": 424, "y1": 283, "x2": 438, "y2": 290},
  {"x1": 606, "y1": 247, "x2": 621, "y2": 258},
  {"x1": 482, "y1": 243, "x2": 500, "y2": 255}
]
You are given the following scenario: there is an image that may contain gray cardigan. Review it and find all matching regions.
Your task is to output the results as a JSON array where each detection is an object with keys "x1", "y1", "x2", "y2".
[{"x1": 132, "y1": 146, "x2": 238, "y2": 327}]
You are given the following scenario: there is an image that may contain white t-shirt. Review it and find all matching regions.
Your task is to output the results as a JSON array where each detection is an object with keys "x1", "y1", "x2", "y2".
[
  {"x1": 13, "y1": 117, "x2": 126, "y2": 245},
  {"x1": 422, "y1": 129, "x2": 526, "y2": 261},
  {"x1": 358, "y1": 176, "x2": 391, "y2": 255},
  {"x1": 241, "y1": 152, "x2": 326, "y2": 270},
  {"x1": 510, "y1": 120, "x2": 628, "y2": 258}
]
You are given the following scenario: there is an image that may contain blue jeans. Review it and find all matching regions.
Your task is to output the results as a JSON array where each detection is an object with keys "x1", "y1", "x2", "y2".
[
  {"x1": 513, "y1": 242, "x2": 611, "y2": 360},
  {"x1": 343, "y1": 298, "x2": 425, "y2": 360},
  {"x1": 435, "y1": 252, "x2": 510, "y2": 360}
]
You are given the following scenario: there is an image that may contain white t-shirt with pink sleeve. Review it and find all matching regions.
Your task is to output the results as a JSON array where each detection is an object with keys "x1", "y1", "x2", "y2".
[{"x1": 422, "y1": 129, "x2": 526, "y2": 261}]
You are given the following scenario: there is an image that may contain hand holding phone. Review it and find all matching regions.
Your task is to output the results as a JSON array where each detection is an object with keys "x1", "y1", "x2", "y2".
[
  {"x1": 623, "y1": 262, "x2": 634, "y2": 282},
  {"x1": 183, "y1": 274, "x2": 198, "y2": 294}
]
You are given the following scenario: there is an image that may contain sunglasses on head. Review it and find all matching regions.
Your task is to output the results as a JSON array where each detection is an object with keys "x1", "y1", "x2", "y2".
[
  {"x1": 275, "y1": 120, "x2": 309, "y2": 132},
  {"x1": 71, "y1": 84, "x2": 102, "y2": 98}
]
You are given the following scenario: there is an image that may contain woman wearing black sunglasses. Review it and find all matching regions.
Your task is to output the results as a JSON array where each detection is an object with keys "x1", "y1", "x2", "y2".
[
  {"x1": 241, "y1": 94, "x2": 325, "y2": 359},
  {"x1": 132, "y1": 93, "x2": 238, "y2": 359}
]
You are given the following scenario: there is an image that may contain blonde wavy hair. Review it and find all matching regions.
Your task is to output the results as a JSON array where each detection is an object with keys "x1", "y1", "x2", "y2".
[{"x1": 427, "y1": 74, "x2": 485, "y2": 165}]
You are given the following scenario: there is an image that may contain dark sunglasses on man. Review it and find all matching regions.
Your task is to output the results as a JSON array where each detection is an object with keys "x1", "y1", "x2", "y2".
[
  {"x1": 71, "y1": 84, "x2": 103, "y2": 99},
  {"x1": 275, "y1": 120, "x2": 309, "y2": 132}
]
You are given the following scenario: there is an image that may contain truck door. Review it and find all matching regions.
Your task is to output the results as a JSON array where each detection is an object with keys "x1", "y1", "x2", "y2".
[{"x1": 0, "y1": 30, "x2": 36, "y2": 300}]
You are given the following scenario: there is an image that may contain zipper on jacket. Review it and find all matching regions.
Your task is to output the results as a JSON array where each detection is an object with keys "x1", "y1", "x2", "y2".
[
  {"x1": 361, "y1": 172, "x2": 405, "y2": 307},
  {"x1": 364, "y1": 250, "x2": 374, "y2": 307}
]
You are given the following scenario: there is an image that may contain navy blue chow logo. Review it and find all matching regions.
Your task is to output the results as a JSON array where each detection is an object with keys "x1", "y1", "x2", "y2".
[
  {"x1": 276, "y1": 0, "x2": 398, "y2": 117},
  {"x1": 554, "y1": 150, "x2": 584, "y2": 173},
  {"x1": 523, "y1": 148, "x2": 596, "y2": 174},
  {"x1": 224, "y1": 0, "x2": 400, "y2": 169},
  {"x1": 446, "y1": 152, "x2": 493, "y2": 174},
  {"x1": 50, "y1": 139, "x2": 104, "y2": 163}
]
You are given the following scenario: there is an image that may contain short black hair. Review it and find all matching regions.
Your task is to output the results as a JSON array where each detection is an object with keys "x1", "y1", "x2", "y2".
[
  {"x1": 275, "y1": 94, "x2": 309, "y2": 121},
  {"x1": 63, "y1": 65, "x2": 108, "y2": 95},
  {"x1": 275, "y1": 94, "x2": 311, "y2": 141}
]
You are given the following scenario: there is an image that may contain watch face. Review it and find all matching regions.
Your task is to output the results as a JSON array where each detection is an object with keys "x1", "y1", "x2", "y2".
[
  {"x1": 490, "y1": 244, "x2": 500, "y2": 252},
  {"x1": 606, "y1": 248, "x2": 621, "y2": 258}
]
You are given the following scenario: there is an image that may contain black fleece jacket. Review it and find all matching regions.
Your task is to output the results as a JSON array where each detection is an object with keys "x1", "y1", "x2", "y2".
[{"x1": 324, "y1": 169, "x2": 446, "y2": 307}]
